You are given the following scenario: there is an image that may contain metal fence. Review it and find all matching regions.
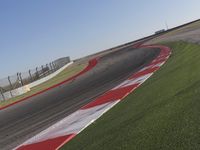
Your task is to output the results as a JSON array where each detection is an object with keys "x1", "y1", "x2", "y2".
[{"x1": 0, "y1": 62, "x2": 60, "y2": 101}]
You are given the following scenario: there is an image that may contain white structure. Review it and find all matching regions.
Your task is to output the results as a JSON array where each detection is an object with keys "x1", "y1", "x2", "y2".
[{"x1": 0, "y1": 61, "x2": 73, "y2": 101}]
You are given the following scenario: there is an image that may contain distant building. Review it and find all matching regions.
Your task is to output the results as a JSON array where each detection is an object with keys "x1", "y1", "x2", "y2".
[
  {"x1": 155, "y1": 29, "x2": 165, "y2": 34},
  {"x1": 53, "y1": 57, "x2": 71, "y2": 69}
]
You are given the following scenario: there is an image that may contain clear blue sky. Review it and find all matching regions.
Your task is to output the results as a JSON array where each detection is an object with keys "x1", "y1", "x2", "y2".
[{"x1": 0, "y1": 0, "x2": 199, "y2": 78}]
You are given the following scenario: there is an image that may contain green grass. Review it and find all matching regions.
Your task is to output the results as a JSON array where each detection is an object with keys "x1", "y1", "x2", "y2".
[
  {"x1": 0, "y1": 63, "x2": 87, "y2": 107},
  {"x1": 61, "y1": 41, "x2": 200, "y2": 150}
]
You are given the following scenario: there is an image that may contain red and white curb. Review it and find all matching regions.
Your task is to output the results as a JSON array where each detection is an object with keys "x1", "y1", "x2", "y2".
[{"x1": 15, "y1": 45, "x2": 171, "y2": 150}]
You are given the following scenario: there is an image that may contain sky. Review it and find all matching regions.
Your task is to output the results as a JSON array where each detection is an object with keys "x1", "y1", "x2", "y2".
[{"x1": 0, "y1": 0, "x2": 200, "y2": 78}]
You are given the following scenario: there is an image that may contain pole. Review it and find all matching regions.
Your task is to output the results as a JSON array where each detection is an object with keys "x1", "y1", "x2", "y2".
[
  {"x1": 18, "y1": 73, "x2": 24, "y2": 86},
  {"x1": 29, "y1": 70, "x2": 33, "y2": 82},
  {"x1": 8, "y1": 76, "x2": 13, "y2": 98},
  {"x1": 41, "y1": 65, "x2": 44, "y2": 77},
  {"x1": 165, "y1": 21, "x2": 169, "y2": 30},
  {"x1": 0, "y1": 87, "x2": 5, "y2": 101},
  {"x1": 52, "y1": 62, "x2": 55, "y2": 72},
  {"x1": 46, "y1": 64, "x2": 50, "y2": 75},
  {"x1": 49, "y1": 63, "x2": 53, "y2": 73},
  {"x1": 36, "y1": 67, "x2": 39, "y2": 79}
]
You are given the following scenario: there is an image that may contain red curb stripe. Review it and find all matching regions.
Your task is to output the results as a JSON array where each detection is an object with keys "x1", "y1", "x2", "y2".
[
  {"x1": 150, "y1": 59, "x2": 166, "y2": 66},
  {"x1": 129, "y1": 67, "x2": 159, "y2": 79},
  {"x1": 81, "y1": 84, "x2": 139, "y2": 109},
  {"x1": 17, "y1": 134, "x2": 76, "y2": 150}
]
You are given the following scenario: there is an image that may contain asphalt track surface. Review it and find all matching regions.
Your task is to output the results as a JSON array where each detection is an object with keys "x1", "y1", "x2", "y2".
[{"x1": 0, "y1": 46, "x2": 160, "y2": 150}]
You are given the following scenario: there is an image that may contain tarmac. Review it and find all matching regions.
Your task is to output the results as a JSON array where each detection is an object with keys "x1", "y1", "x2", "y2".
[{"x1": 0, "y1": 46, "x2": 160, "y2": 150}]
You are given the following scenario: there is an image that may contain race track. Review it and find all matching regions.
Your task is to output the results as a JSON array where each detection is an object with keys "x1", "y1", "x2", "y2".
[{"x1": 0, "y1": 46, "x2": 160, "y2": 150}]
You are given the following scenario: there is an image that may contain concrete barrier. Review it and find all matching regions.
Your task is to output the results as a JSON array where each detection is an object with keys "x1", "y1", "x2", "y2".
[
  {"x1": 0, "y1": 62, "x2": 73, "y2": 101},
  {"x1": 28, "y1": 61, "x2": 73, "y2": 89}
]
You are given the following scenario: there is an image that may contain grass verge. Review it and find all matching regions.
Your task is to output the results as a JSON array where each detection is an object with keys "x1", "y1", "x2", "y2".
[
  {"x1": 0, "y1": 63, "x2": 87, "y2": 108},
  {"x1": 61, "y1": 41, "x2": 200, "y2": 150}
]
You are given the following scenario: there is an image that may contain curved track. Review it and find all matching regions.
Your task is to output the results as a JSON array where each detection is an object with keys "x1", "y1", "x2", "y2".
[{"x1": 0, "y1": 46, "x2": 160, "y2": 150}]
